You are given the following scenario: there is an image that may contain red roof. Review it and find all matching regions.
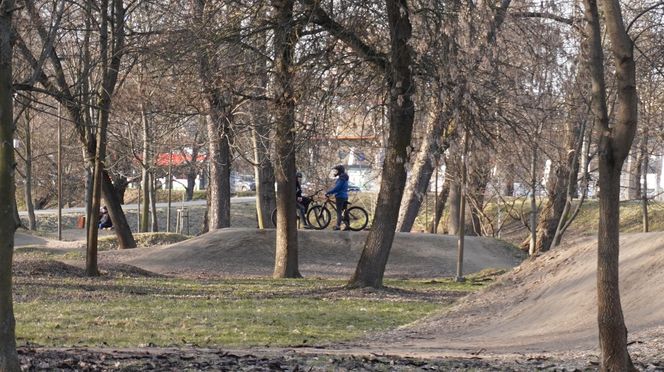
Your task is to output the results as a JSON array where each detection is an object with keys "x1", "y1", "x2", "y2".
[{"x1": 155, "y1": 153, "x2": 207, "y2": 166}]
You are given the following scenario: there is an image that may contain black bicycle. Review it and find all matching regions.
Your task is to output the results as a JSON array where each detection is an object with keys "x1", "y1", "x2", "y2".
[
  {"x1": 306, "y1": 194, "x2": 369, "y2": 231},
  {"x1": 270, "y1": 191, "x2": 318, "y2": 228}
]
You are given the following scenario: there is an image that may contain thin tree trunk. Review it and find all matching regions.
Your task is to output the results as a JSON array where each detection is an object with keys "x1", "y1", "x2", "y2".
[
  {"x1": 253, "y1": 123, "x2": 276, "y2": 229},
  {"x1": 23, "y1": 108, "x2": 36, "y2": 230},
  {"x1": 150, "y1": 172, "x2": 158, "y2": 232},
  {"x1": 396, "y1": 113, "x2": 448, "y2": 232},
  {"x1": 0, "y1": 0, "x2": 20, "y2": 366},
  {"x1": 348, "y1": 0, "x2": 415, "y2": 288},
  {"x1": 272, "y1": 0, "x2": 301, "y2": 278},
  {"x1": 528, "y1": 139, "x2": 538, "y2": 256},
  {"x1": 140, "y1": 103, "x2": 150, "y2": 232},
  {"x1": 86, "y1": 0, "x2": 129, "y2": 272},
  {"x1": 428, "y1": 175, "x2": 450, "y2": 233},
  {"x1": 535, "y1": 118, "x2": 582, "y2": 253},
  {"x1": 641, "y1": 132, "x2": 649, "y2": 232},
  {"x1": 586, "y1": 0, "x2": 638, "y2": 368},
  {"x1": 251, "y1": 27, "x2": 276, "y2": 229},
  {"x1": 101, "y1": 170, "x2": 136, "y2": 248},
  {"x1": 193, "y1": 0, "x2": 232, "y2": 230}
]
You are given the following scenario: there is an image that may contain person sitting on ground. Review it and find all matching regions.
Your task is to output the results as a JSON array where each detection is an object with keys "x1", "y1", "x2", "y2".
[
  {"x1": 325, "y1": 165, "x2": 350, "y2": 231},
  {"x1": 296, "y1": 172, "x2": 312, "y2": 229},
  {"x1": 98, "y1": 206, "x2": 113, "y2": 230}
]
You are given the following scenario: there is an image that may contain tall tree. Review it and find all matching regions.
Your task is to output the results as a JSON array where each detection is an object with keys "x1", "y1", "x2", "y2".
[
  {"x1": 584, "y1": 0, "x2": 638, "y2": 369},
  {"x1": 348, "y1": 0, "x2": 415, "y2": 288},
  {"x1": 272, "y1": 0, "x2": 301, "y2": 278},
  {"x1": 191, "y1": 0, "x2": 234, "y2": 230},
  {"x1": 15, "y1": 0, "x2": 136, "y2": 250},
  {"x1": 0, "y1": 0, "x2": 20, "y2": 368}
]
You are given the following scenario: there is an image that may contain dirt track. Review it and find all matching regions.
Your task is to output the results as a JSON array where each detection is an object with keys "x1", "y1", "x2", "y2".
[{"x1": 13, "y1": 228, "x2": 664, "y2": 369}]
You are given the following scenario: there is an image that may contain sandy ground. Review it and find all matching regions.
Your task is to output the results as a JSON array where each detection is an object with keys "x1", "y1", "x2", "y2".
[
  {"x1": 97, "y1": 228, "x2": 523, "y2": 278},
  {"x1": 13, "y1": 227, "x2": 664, "y2": 368}
]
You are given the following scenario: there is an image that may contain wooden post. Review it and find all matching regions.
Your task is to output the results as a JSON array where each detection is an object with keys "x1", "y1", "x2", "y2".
[
  {"x1": 455, "y1": 129, "x2": 469, "y2": 283},
  {"x1": 57, "y1": 102, "x2": 62, "y2": 241}
]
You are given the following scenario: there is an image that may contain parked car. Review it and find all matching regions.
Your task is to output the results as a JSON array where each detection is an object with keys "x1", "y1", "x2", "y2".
[
  {"x1": 232, "y1": 175, "x2": 256, "y2": 192},
  {"x1": 348, "y1": 182, "x2": 361, "y2": 192}
]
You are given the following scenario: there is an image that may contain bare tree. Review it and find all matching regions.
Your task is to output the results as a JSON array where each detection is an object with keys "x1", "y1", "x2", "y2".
[
  {"x1": 0, "y1": 0, "x2": 20, "y2": 368},
  {"x1": 272, "y1": 0, "x2": 301, "y2": 278},
  {"x1": 584, "y1": 0, "x2": 638, "y2": 369}
]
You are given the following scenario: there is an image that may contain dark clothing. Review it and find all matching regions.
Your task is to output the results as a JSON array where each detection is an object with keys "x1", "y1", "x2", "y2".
[
  {"x1": 296, "y1": 178, "x2": 310, "y2": 226},
  {"x1": 99, "y1": 212, "x2": 112, "y2": 229},
  {"x1": 335, "y1": 197, "x2": 348, "y2": 228}
]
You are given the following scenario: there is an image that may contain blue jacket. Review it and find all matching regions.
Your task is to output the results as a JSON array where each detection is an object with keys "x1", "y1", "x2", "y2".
[{"x1": 327, "y1": 173, "x2": 349, "y2": 199}]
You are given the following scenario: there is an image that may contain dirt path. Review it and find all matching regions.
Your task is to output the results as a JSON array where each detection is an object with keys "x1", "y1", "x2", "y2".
[{"x1": 13, "y1": 229, "x2": 664, "y2": 369}]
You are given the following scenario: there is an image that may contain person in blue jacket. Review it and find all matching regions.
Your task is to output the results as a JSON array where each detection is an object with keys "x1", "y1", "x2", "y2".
[{"x1": 326, "y1": 164, "x2": 350, "y2": 230}]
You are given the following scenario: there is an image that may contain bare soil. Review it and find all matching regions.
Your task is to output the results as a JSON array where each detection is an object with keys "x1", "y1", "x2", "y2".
[{"x1": 12, "y1": 229, "x2": 664, "y2": 370}]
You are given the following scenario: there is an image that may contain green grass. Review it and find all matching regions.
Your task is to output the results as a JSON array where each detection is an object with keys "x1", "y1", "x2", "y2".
[
  {"x1": 97, "y1": 232, "x2": 190, "y2": 251},
  {"x1": 14, "y1": 276, "x2": 486, "y2": 348}
]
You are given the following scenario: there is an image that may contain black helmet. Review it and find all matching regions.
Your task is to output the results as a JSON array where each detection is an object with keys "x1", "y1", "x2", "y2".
[
  {"x1": 296, "y1": 171, "x2": 303, "y2": 178},
  {"x1": 332, "y1": 164, "x2": 345, "y2": 175}
]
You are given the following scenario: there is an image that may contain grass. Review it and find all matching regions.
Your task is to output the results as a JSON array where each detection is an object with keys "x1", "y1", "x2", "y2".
[
  {"x1": 97, "y1": 232, "x2": 190, "y2": 250},
  {"x1": 13, "y1": 274, "x2": 488, "y2": 348}
]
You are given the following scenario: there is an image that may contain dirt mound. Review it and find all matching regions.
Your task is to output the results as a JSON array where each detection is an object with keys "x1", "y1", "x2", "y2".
[
  {"x1": 103, "y1": 228, "x2": 524, "y2": 278},
  {"x1": 13, "y1": 260, "x2": 86, "y2": 277},
  {"x1": 367, "y1": 232, "x2": 664, "y2": 359}
]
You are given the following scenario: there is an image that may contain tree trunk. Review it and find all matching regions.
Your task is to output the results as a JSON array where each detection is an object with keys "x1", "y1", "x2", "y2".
[
  {"x1": 251, "y1": 26, "x2": 276, "y2": 229},
  {"x1": 253, "y1": 122, "x2": 277, "y2": 229},
  {"x1": 111, "y1": 174, "x2": 128, "y2": 204},
  {"x1": 348, "y1": 0, "x2": 415, "y2": 288},
  {"x1": 447, "y1": 179, "x2": 461, "y2": 235},
  {"x1": 23, "y1": 108, "x2": 36, "y2": 230},
  {"x1": 272, "y1": 0, "x2": 301, "y2": 278},
  {"x1": 86, "y1": 0, "x2": 132, "y2": 269},
  {"x1": 101, "y1": 170, "x2": 136, "y2": 248},
  {"x1": 0, "y1": 1, "x2": 20, "y2": 366},
  {"x1": 467, "y1": 152, "x2": 490, "y2": 237},
  {"x1": 140, "y1": 103, "x2": 150, "y2": 232},
  {"x1": 193, "y1": 0, "x2": 232, "y2": 230},
  {"x1": 642, "y1": 135, "x2": 649, "y2": 232},
  {"x1": 626, "y1": 150, "x2": 641, "y2": 200},
  {"x1": 428, "y1": 175, "x2": 450, "y2": 233},
  {"x1": 396, "y1": 113, "x2": 448, "y2": 232},
  {"x1": 586, "y1": 0, "x2": 638, "y2": 368},
  {"x1": 535, "y1": 118, "x2": 581, "y2": 253},
  {"x1": 150, "y1": 172, "x2": 158, "y2": 232}
]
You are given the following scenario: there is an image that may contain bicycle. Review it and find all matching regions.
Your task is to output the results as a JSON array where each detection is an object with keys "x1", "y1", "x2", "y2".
[
  {"x1": 270, "y1": 190, "x2": 319, "y2": 228},
  {"x1": 306, "y1": 193, "x2": 369, "y2": 231}
]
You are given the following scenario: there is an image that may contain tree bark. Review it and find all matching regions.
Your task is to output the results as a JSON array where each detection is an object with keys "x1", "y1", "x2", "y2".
[
  {"x1": 140, "y1": 102, "x2": 150, "y2": 232},
  {"x1": 0, "y1": 0, "x2": 20, "y2": 367},
  {"x1": 396, "y1": 113, "x2": 449, "y2": 232},
  {"x1": 348, "y1": 0, "x2": 415, "y2": 288},
  {"x1": 428, "y1": 175, "x2": 450, "y2": 233},
  {"x1": 271, "y1": 0, "x2": 301, "y2": 278},
  {"x1": 22, "y1": 107, "x2": 36, "y2": 230},
  {"x1": 150, "y1": 172, "x2": 158, "y2": 232},
  {"x1": 101, "y1": 170, "x2": 136, "y2": 248},
  {"x1": 251, "y1": 25, "x2": 276, "y2": 229},
  {"x1": 585, "y1": 0, "x2": 638, "y2": 369},
  {"x1": 193, "y1": 0, "x2": 232, "y2": 230}
]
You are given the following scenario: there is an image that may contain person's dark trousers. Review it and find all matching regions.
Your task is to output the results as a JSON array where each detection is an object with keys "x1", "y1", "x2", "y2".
[
  {"x1": 297, "y1": 202, "x2": 308, "y2": 225},
  {"x1": 335, "y1": 197, "x2": 348, "y2": 228}
]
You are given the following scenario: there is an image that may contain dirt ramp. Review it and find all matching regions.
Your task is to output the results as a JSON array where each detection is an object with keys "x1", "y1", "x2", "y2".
[
  {"x1": 376, "y1": 232, "x2": 664, "y2": 355},
  {"x1": 119, "y1": 228, "x2": 522, "y2": 278}
]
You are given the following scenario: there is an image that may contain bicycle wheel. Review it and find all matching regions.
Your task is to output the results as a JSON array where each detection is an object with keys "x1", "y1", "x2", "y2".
[
  {"x1": 271, "y1": 208, "x2": 278, "y2": 227},
  {"x1": 307, "y1": 205, "x2": 331, "y2": 230},
  {"x1": 345, "y1": 206, "x2": 369, "y2": 231}
]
